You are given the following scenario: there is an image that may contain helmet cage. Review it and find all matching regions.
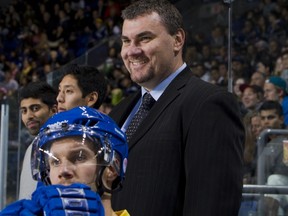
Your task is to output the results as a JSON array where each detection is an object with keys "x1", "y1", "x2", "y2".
[{"x1": 31, "y1": 123, "x2": 114, "y2": 185}]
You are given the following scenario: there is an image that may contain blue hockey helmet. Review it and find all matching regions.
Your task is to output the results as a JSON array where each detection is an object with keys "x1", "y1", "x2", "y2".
[{"x1": 31, "y1": 106, "x2": 128, "y2": 193}]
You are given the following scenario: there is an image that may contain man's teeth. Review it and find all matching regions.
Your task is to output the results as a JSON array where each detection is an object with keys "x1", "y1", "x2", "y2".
[{"x1": 131, "y1": 60, "x2": 146, "y2": 65}]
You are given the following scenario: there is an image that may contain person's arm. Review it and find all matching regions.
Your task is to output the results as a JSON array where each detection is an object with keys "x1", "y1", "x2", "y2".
[
  {"x1": 19, "y1": 144, "x2": 38, "y2": 200},
  {"x1": 184, "y1": 91, "x2": 244, "y2": 216}
]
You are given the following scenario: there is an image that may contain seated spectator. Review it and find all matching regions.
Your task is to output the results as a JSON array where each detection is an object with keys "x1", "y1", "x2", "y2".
[
  {"x1": 91, "y1": 18, "x2": 108, "y2": 42},
  {"x1": 233, "y1": 77, "x2": 246, "y2": 102},
  {"x1": 250, "y1": 71, "x2": 266, "y2": 88},
  {"x1": 267, "y1": 39, "x2": 280, "y2": 68},
  {"x1": 184, "y1": 45, "x2": 202, "y2": 64},
  {"x1": 267, "y1": 10, "x2": 286, "y2": 44},
  {"x1": 251, "y1": 111, "x2": 263, "y2": 139},
  {"x1": 190, "y1": 62, "x2": 211, "y2": 82},
  {"x1": 239, "y1": 84, "x2": 264, "y2": 117},
  {"x1": 0, "y1": 70, "x2": 19, "y2": 96},
  {"x1": 258, "y1": 100, "x2": 288, "y2": 215},
  {"x1": 232, "y1": 56, "x2": 251, "y2": 81},
  {"x1": 239, "y1": 111, "x2": 262, "y2": 215},
  {"x1": 255, "y1": 58, "x2": 273, "y2": 77},
  {"x1": 259, "y1": 100, "x2": 285, "y2": 134},
  {"x1": 243, "y1": 111, "x2": 262, "y2": 184},
  {"x1": 280, "y1": 50, "x2": 288, "y2": 85},
  {"x1": 217, "y1": 61, "x2": 228, "y2": 87},
  {"x1": 19, "y1": 58, "x2": 33, "y2": 84},
  {"x1": 57, "y1": 42, "x2": 75, "y2": 65},
  {"x1": 264, "y1": 76, "x2": 288, "y2": 127},
  {"x1": 209, "y1": 66, "x2": 221, "y2": 85}
]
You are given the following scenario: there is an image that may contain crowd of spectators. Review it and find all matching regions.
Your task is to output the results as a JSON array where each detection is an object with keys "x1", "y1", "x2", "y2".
[
  {"x1": 2, "y1": 0, "x2": 288, "y2": 209},
  {"x1": 0, "y1": 0, "x2": 131, "y2": 204},
  {"x1": 0, "y1": 0, "x2": 129, "y2": 99},
  {"x1": 0, "y1": 0, "x2": 287, "y2": 110}
]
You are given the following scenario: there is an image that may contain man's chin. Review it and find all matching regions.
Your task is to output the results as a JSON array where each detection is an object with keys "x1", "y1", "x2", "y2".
[{"x1": 28, "y1": 128, "x2": 39, "y2": 136}]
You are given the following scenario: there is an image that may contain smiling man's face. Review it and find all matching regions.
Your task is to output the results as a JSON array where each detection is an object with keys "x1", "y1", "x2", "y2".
[{"x1": 20, "y1": 98, "x2": 56, "y2": 135}]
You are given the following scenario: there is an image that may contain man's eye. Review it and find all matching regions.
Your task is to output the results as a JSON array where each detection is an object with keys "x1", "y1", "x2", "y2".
[
  {"x1": 32, "y1": 106, "x2": 40, "y2": 112},
  {"x1": 20, "y1": 109, "x2": 26, "y2": 114},
  {"x1": 267, "y1": 116, "x2": 276, "y2": 120},
  {"x1": 140, "y1": 36, "x2": 150, "y2": 41},
  {"x1": 50, "y1": 158, "x2": 60, "y2": 167},
  {"x1": 76, "y1": 154, "x2": 87, "y2": 162},
  {"x1": 122, "y1": 39, "x2": 130, "y2": 45}
]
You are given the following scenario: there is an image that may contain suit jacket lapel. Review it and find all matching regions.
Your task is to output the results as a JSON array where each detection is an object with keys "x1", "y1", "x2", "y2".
[
  {"x1": 109, "y1": 91, "x2": 141, "y2": 127},
  {"x1": 128, "y1": 67, "x2": 192, "y2": 150}
]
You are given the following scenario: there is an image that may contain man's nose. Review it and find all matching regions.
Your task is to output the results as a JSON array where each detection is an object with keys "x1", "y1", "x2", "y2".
[
  {"x1": 125, "y1": 43, "x2": 142, "y2": 56},
  {"x1": 58, "y1": 161, "x2": 74, "y2": 178},
  {"x1": 26, "y1": 109, "x2": 34, "y2": 119},
  {"x1": 57, "y1": 92, "x2": 64, "y2": 103}
]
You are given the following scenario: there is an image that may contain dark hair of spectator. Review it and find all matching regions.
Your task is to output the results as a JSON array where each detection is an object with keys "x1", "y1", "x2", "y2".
[
  {"x1": 18, "y1": 81, "x2": 57, "y2": 108},
  {"x1": 259, "y1": 100, "x2": 283, "y2": 116},
  {"x1": 60, "y1": 64, "x2": 107, "y2": 109}
]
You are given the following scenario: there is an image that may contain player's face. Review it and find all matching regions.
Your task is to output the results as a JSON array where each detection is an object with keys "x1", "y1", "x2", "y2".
[{"x1": 48, "y1": 137, "x2": 98, "y2": 191}]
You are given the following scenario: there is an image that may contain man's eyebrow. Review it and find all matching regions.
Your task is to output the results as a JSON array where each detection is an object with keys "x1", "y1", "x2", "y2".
[
  {"x1": 31, "y1": 104, "x2": 41, "y2": 107},
  {"x1": 137, "y1": 31, "x2": 153, "y2": 37},
  {"x1": 20, "y1": 103, "x2": 40, "y2": 109},
  {"x1": 121, "y1": 31, "x2": 154, "y2": 40},
  {"x1": 60, "y1": 84, "x2": 75, "y2": 89},
  {"x1": 121, "y1": 35, "x2": 129, "y2": 40},
  {"x1": 52, "y1": 147, "x2": 93, "y2": 157},
  {"x1": 261, "y1": 114, "x2": 277, "y2": 117}
]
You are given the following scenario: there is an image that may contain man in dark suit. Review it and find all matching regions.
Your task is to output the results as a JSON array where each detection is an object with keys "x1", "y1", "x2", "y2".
[{"x1": 110, "y1": 0, "x2": 245, "y2": 215}]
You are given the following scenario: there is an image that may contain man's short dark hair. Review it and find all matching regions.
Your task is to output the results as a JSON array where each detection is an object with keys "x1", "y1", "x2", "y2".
[
  {"x1": 121, "y1": 0, "x2": 184, "y2": 36},
  {"x1": 60, "y1": 64, "x2": 107, "y2": 109},
  {"x1": 19, "y1": 81, "x2": 57, "y2": 108},
  {"x1": 259, "y1": 100, "x2": 283, "y2": 117}
]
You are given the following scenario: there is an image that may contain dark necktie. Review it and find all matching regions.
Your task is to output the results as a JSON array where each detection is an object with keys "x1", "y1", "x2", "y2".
[{"x1": 126, "y1": 93, "x2": 156, "y2": 142}]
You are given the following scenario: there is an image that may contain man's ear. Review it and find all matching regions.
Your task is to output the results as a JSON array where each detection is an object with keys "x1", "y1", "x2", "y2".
[
  {"x1": 86, "y1": 91, "x2": 98, "y2": 107},
  {"x1": 173, "y1": 28, "x2": 185, "y2": 53},
  {"x1": 105, "y1": 166, "x2": 118, "y2": 181},
  {"x1": 278, "y1": 89, "x2": 285, "y2": 97},
  {"x1": 51, "y1": 104, "x2": 58, "y2": 114},
  {"x1": 102, "y1": 166, "x2": 118, "y2": 189}
]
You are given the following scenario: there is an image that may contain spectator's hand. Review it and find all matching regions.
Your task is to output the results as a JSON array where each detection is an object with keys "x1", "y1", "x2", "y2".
[{"x1": 32, "y1": 183, "x2": 104, "y2": 216}]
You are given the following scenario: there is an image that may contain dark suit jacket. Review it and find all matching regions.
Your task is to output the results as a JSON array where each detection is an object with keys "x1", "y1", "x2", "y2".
[{"x1": 110, "y1": 67, "x2": 245, "y2": 216}]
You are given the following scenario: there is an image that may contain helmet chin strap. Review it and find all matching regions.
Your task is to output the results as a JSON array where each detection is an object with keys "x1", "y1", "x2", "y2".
[
  {"x1": 96, "y1": 167, "x2": 113, "y2": 196},
  {"x1": 42, "y1": 170, "x2": 52, "y2": 186},
  {"x1": 96, "y1": 166, "x2": 124, "y2": 196}
]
